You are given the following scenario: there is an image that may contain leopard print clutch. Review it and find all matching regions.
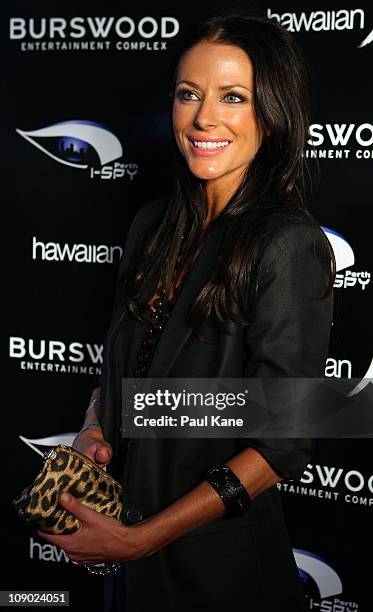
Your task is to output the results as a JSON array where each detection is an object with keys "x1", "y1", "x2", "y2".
[{"x1": 13, "y1": 444, "x2": 123, "y2": 535}]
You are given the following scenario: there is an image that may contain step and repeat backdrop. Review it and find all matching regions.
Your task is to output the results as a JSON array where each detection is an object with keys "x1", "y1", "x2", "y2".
[{"x1": 3, "y1": 2, "x2": 372, "y2": 611}]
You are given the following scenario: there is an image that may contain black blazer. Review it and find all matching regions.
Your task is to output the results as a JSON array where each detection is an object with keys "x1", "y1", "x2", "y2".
[{"x1": 98, "y1": 196, "x2": 333, "y2": 537}]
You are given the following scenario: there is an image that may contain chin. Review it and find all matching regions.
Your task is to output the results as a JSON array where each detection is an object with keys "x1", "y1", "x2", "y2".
[
  {"x1": 188, "y1": 170, "x2": 216, "y2": 180},
  {"x1": 186, "y1": 161, "x2": 221, "y2": 180}
]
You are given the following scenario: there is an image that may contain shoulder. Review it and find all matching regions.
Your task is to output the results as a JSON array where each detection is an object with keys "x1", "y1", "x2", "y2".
[
  {"x1": 260, "y1": 213, "x2": 332, "y2": 268},
  {"x1": 254, "y1": 213, "x2": 334, "y2": 299}
]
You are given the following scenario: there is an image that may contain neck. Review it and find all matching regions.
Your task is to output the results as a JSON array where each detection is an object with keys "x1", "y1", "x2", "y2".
[{"x1": 203, "y1": 166, "x2": 245, "y2": 225}]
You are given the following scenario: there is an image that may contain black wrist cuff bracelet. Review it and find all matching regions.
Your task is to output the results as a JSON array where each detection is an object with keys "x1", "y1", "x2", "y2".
[{"x1": 205, "y1": 464, "x2": 252, "y2": 518}]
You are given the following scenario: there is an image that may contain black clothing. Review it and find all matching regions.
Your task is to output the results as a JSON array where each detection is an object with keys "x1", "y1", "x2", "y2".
[{"x1": 99, "y1": 197, "x2": 333, "y2": 611}]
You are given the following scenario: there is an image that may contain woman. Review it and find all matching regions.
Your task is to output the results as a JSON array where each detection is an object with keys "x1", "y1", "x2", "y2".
[{"x1": 38, "y1": 13, "x2": 335, "y2": 612}]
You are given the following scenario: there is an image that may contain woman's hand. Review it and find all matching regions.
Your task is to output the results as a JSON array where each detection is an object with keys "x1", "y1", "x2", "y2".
[
  {"x1": 72, "y1": 429, "x2": 113, "y2": 468},
  {"x1": 37, "y1": 492, "x2": 149, "y2": 564}
]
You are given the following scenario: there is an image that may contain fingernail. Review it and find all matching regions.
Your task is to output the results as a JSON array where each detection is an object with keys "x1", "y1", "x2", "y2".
[{"x1": 60, "y1": 492, "x2": 70, "y2": 503}]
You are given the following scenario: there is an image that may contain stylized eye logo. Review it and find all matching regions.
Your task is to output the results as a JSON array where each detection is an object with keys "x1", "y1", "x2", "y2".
[
  {"x1": 16, "y1": 120, "x2": 123, "y2": 169},
  {"x1": 294, "y1": 549, "x2": 343, "y2": 599},
  {"x1": 321, "y1": 226, "x2": 355, "y2": 272}
]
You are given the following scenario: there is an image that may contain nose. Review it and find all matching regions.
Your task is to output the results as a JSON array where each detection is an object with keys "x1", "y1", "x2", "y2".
[{"x1": 193, "y1": 96, "x2": 218, "y2": 129}]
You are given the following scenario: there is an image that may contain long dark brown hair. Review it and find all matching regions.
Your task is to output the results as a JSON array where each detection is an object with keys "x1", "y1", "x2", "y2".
[{"x1": 123, "y1": 11, "x2": 336, "y2": 339}]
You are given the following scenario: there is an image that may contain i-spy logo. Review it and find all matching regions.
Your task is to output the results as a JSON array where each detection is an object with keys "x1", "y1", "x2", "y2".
[
  {"x1": 16, "y1": 119, "x2": 139, "y2": 180},
  {"x1": 321, "y1": 227, "x2": 370, "y2": 291},
  {"x1": 294, "y1": 549, "x2": 359, "y2": 610}
]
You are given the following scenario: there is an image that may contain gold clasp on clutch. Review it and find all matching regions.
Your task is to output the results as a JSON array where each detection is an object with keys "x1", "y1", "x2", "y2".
[{"x1": 44, "y1": 448, "x2": 57, "y2": 460}]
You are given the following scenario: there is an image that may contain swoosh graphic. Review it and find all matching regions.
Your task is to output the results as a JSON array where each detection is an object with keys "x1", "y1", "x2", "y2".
[
  {"x1": 321, "y1": 226, "x2": 355, "y2": 272},
  {"x1": 348, "y1": 358, "x2": 373, "y2": 396},
  {"x1": 293, "y1": 549, "x2": 342, "y2": 599},
  {"x1": 358, "y1": 28, "x2": 373, "y2": 48},
  {"x1": 16, "y1": 121, "x2": 123, "y2": 167},
  {"x1": 19, "y1": 433, "x2": 78, "y2": 457}
]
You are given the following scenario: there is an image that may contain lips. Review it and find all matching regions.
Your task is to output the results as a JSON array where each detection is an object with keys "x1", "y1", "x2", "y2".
[
  {"x1": 187, "y1": 137, "x2": 232, "y2": 157},
  {"x1": 187, "y1": 136, "x2": 232, "y2": 143}
]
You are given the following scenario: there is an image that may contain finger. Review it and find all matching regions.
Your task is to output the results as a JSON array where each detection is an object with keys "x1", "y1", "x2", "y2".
[
  {"x1": 58, "y1": 492, "x2": 97, "y2": 522},
  {"x1": 81, "y1": 448, "x2": 96, "y2": 462},
  {"x1": 94, "y1": 444, "x2": 112, "y2": 465}
]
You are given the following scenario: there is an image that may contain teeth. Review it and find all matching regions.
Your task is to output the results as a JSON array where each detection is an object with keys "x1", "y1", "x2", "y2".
[{"x1": 192, "y1": 140, "x2": 230, "y2": 149}]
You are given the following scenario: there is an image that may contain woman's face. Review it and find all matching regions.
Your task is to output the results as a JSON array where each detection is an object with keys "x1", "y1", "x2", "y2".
[{"x1": 172, "y1": 40, "x2": 262, "y2": 183}]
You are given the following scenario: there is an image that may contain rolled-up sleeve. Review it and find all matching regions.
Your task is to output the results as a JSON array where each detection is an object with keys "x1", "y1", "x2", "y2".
[{"x1": 239, "y1": 221, "x2": 334, "y2": 480}]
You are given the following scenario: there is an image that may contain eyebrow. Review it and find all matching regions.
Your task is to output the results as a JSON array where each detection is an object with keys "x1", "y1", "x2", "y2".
[{"x1": 176, "y1": 79, "x2": 252, "y2": 93}]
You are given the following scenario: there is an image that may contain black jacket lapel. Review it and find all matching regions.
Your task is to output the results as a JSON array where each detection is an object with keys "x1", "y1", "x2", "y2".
[{"x1": 146, "y1": 219, "x2": 227, "y2": 377}]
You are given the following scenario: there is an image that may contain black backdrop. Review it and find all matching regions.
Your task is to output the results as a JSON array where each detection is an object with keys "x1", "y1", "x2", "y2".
[{"x1": 3, "y1": 2, "x2": 372, "y2": 611}]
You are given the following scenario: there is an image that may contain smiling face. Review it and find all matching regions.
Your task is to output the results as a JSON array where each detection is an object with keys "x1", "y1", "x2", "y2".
[{"x1": 172, "y1": 40, "x2": 263, "y2": 188}]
